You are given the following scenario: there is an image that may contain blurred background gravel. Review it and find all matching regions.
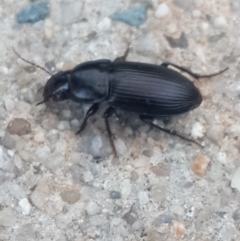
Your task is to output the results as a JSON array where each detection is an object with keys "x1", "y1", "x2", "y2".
[{"x1": 0, "y1": 0, "x2": 240, "y2": 240}]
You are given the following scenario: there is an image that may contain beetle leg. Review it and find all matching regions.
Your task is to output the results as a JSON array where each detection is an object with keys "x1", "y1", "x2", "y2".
[
  {"x1": 76, "y1": 104, "x2": 99, "y2": 135},
  {"x1": 103, "y1": 106, "x2": 117, "y2": 157},
  {"x1": 114, "y1": 45, "x2": 130, "y2": 62},
  {"x1": 161, "y1": 62, "x2": 228, "y2": 79},
  {"x1": 139, "y1": 115, "x2": 203, "y2": 148}
]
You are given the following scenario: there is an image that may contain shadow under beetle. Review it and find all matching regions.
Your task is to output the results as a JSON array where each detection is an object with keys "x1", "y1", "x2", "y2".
[{"x1": 14, "y1": 47, "x2": 228, "y2": 156}]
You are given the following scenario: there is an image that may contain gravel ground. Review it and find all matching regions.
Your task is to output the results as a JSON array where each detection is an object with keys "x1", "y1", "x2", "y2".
[{"x1": 1, "y1": 0, "x2": 240, "y2": 240}]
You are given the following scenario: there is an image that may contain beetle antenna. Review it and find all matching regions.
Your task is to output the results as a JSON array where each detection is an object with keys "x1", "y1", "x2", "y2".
[{"x1": 12, "y1": 47, "x2": 53, "y2": 76}]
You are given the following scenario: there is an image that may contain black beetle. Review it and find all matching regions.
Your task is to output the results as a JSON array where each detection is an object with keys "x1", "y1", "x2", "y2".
[{"x1": 14, "y1": 47, "x2": 228, "y2": 156}]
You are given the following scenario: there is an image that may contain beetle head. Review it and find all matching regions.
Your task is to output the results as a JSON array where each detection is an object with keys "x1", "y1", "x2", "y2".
[{"x1": 37, "y1": 71, "x2": 71, "y2": 105}]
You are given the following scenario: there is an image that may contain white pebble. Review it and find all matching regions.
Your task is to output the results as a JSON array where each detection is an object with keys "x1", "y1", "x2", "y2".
[
  {"x1": 199, "y1": 22, "x2": 209, "y2": 32},
  {"x1": 192, "y1": 10, "x2": 201, "y2": 18},
  {"x1": 4, "y1": 99, "x2": 15, "y2": 111},
  {"x1": 193, "y1": 0, "x2": 203, "y2": 7},
  {"x1": 57, "y1": 120, "x2": 70, "y2": 130},
  {"x1": 120, "y1": 179, "x2": 132, "y2": 198},
  {"x1": 85, "y1": 201, "x2": 101, "y2": 216},
  {"x1": 19, "y1": 198, "x2": 32, "y2": 215},
  {"x1": 83, "y1": 171, "x2": 94, "y2": 183},
  {"x1": 154, "y1": 3, "x2": 170, "y2": 18},
  {"x1": 138, "y1": 191, "x2": 149, "y2": 206},
  {"x1": 167, "y1": 23, "x2": 177, "y2": 34},
  {"x1": 97, "y1": 17, "x2": 112, "y2": 31},
  {"x1": 231, "y1": 167, "x2": 240, "y2": 192},
  {"x1": 114, "y1": 138, "x2": 127, "y2": 155},
  {"x1": 16, "y1": 101, "x2": 31, "y2": 113},
  {"x1": 214, "y1": 16, "x2": 227, "y2": 28},
  {"x1": 34, "y1": 131, "x2": 45, "y2": 143},
  {"x1": 191, "y1": 122, "x2": 205, "y2": 139}
]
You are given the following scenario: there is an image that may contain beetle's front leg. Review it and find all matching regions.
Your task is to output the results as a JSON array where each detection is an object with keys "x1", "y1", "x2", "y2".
[
  {"x1": 161, "y1": 62, "x2": 228, "y2": 79},
  {"x1": 139, "y1": 115, "x2": 203, "y2": 148},
  {"x1": 114, "y1": 45, "x2": 130, "y2": 62},
  {"x1": 76, "y1": 104, "x2": 99, "y2": 135},
  {"x1": 103, "y1": 106, "x2": 117, "y2": 157}
]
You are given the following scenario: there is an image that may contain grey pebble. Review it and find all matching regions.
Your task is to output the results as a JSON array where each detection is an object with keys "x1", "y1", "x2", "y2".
[
  {"x1": 165, "y1": 32, "x2": 189, "y2": 49},
  {"x1": 83, "y1": 171, "x2": 94, "y2": 183},
  {"x1": 0, "y1": 207, "x2": 16, "y2": 227},
  {"x1": 41, "y1": 113, "x2": 59, "y2": 130},
  {"x1": 1, "y1": 133, "x2": 15, "y2": 149},
  {"x1": 152, "y1": 212, "x2": 174, "y2": 226},
  {"x1": 231, "y1": 0, "x2": 240, "y2": 12},
  {"x1": 60, "y1": 190, "x2": 81, "y2": 204},
  {"x1": 208, "y1": 32, "x2": 225, "y2": 43},
  {"x1": 16, "y1": 1, "x2": 50, "y2": 24},
  {"x1": 68, "y1": 164, "x2": 83, "y2": 183},
  {"x1": 150, "y1": 164, "x2": 169, "y2": 177},
  {"x1": 173, "y1": 0, "x2": 190, "y2": 10},
  {"x1": 4, "y1": 99, "x2": 15, "y2": 111},
  {"x1": 109, "y1": 191, "x2": 121, "y2": 199},
  {"x1": 85, "y1": 201, "x2": 101, "y2": 216},
  {"x1": 138, "y1": 191, "x2": 149, "y2": 206},
  {"x1": 60, "y1": 1, "x2": 83, "y2": 25},
  {"x1": 111, "y1": 6, "x2": 147, "y2": 27},
  {"x1": 122, "y1": 204, "x2": 138, "y2": 225},
  {"x1": 18, "y1": 223, "x2": 36, "y2": 240},
  {"x1": 132, "y1": 220, "x2": 143, "y2": 231},
  {"x1": 7, "y1": 118, "x2": 31, "y2": 136},
  {"x1": 142, "y1": 149, "x2": 153, "y2": 157},
  {"x1": 0, "y1": 146, "x2": 15, "y2": 172},
  {"x1": 130, "y1": 171, "x2": 139, "y2": 181},
  {"x1": 206, "y1": 125, "x2": 224, "y2": 146},
  {"x1": 15, "y1": 71, "x2": 31, "y2": 86}
]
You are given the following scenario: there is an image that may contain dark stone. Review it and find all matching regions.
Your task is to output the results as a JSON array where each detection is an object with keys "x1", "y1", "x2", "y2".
[
  {"x1": 7, "y1": 118, "x2": 31, "y2": 136},
  {"x1": 111, "y1": 6, "x2": 147, "y2": 27},
  {"x1": 152, "y1": 212, "x2": 174, "y2": 226},
  {"x1": 208, "y1": 32, "x2": 225, "y2": 43},
  {"x1": 165, "y1": 32, "x2": 189, "y2": 49},
  {"x1": 16, "y1": 1, "x2": 50, "y2": 24},
  {"x1": 60, "y1": 190, "x2": 81, "y2": 204},
  {"x1": 109, "y1": 191, "x2": 121, "y2": 199}
]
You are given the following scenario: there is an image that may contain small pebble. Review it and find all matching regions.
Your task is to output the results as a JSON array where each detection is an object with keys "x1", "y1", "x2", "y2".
[
  {"x1": 19, "y1": 198, "x2": 32, "y2": 215},
  {"x1": 109, "y1": 191, "x2": 121, "y2": 199},
  {"x1": 191, "y1": 122, "x2": 205, "y2": 139},
  {"x1": 7, "y1": 118, "x2": 31, "y2": 136},
  {"x1": 173, "y1": 0, "x2": 190, "y2": 10},
  {"x1": 191, "y1": 155, "x2": 211, "y2": 177},
  {"x1": 138, "y1": 191, "x2": 149, "y2": 206},
  {"x1": 34, "y1": 130, "x2": 45, "y2": 143},
  {"x1": 206, "y1": 125, "x2": 224, "y2": 146},
  {"x1": 111, "y1": 6, "x2": 147, "y2": 27},
  {"x1": 60, "y1": 1, "x2": 83, "y2": 25},
  {"x1": 16, "y1": 101, "x2": 32, "y2": 114},
  {"x1": 114, "y1": 138, "x2": 127, "y2": 155},
  {"x1": 130, "y1": 171, "x2": 139, "y2": 181},
  {"x1": 4, "y1": 99, "x2": 15, "y2": 111},
  {"x1": 30, "y1": 181, "x2": 50, "y2": 210},
  {"x1": 120, "y1": 179, "x2": 132, "y2": 198},
  {"x1": 16, "y1": 1, "x2": 50, "y2": 24},
  {"x1": 167, "y1": 23, "x2": 177, "y2": 34},
  {"x1": 1, "y1": 133, "x2": 15, "y2": 149},
  {"x1": 150, "y1": 164, "x2": 169, "y2": 177},
  {"x1": 152, "y1": 212, "x2": 174, "y2": 226},
  {"x1": 97, "y1": 17, "x2": 112, "y2": 31},
  {"x1": 193, "y1": 0, "x2": 203, "y2": 7},
  {"x1": 85, "y1": 201, "x2": 101, "y2": 216},
  {"x1": 16, "y1": 71, "x2": 31, "y2": 86},
  {"x1": 132, "y1": 220, "x2": 143, "y2": 231},
  {"x1": 231, "y1": 167, "x2": 240, "y2": 192},
  {"x1": 165, "y1": 32, "x2": 189, "y2": 49},
  {"x1": 231, "y1": 0, "x2": 240, "y2": 12},
  {"x1": 173, "y1": 221, "x2": 185, "y2": 237},
  {"x1": 60, "y1": 190, "x2": 81, "y2": 204},
  {"x1": 83, "y1": 171, "x2": 94, "y2": 183},
  {"x1": 154, "y1": 3, "x2": 170, "y2": 19},
  {"x1": 0, "y1": 207, "x2": 16, "y2": 227},
  {"x1": 57, "y1": 120, "x2": 70, "y2": 131},
  {"x1": 214, "y1": 16, "x2": 227, "y2": 28},
  {"x1": 192, "y1": 10, "x2": 201, "y2": 18}
]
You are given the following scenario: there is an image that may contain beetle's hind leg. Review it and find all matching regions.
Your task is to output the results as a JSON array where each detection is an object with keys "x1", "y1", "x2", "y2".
[
  {"x1": 104, "y1": 106, "x2": 117, "y2": 157},
  {"x1": 161, "y1": 62, "x2": 228, "y2": 79},
  {"x1": 76, "y1": 104, "x2": 99, "y2": 135},
  {"x1": 140, "y1": 115, "x2": 203, "y2": 148}
]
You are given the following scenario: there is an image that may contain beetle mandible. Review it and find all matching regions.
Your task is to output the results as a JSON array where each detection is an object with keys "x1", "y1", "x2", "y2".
[{"x1": 14, "y1": 47, "x2": 228, "y2": 156}]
